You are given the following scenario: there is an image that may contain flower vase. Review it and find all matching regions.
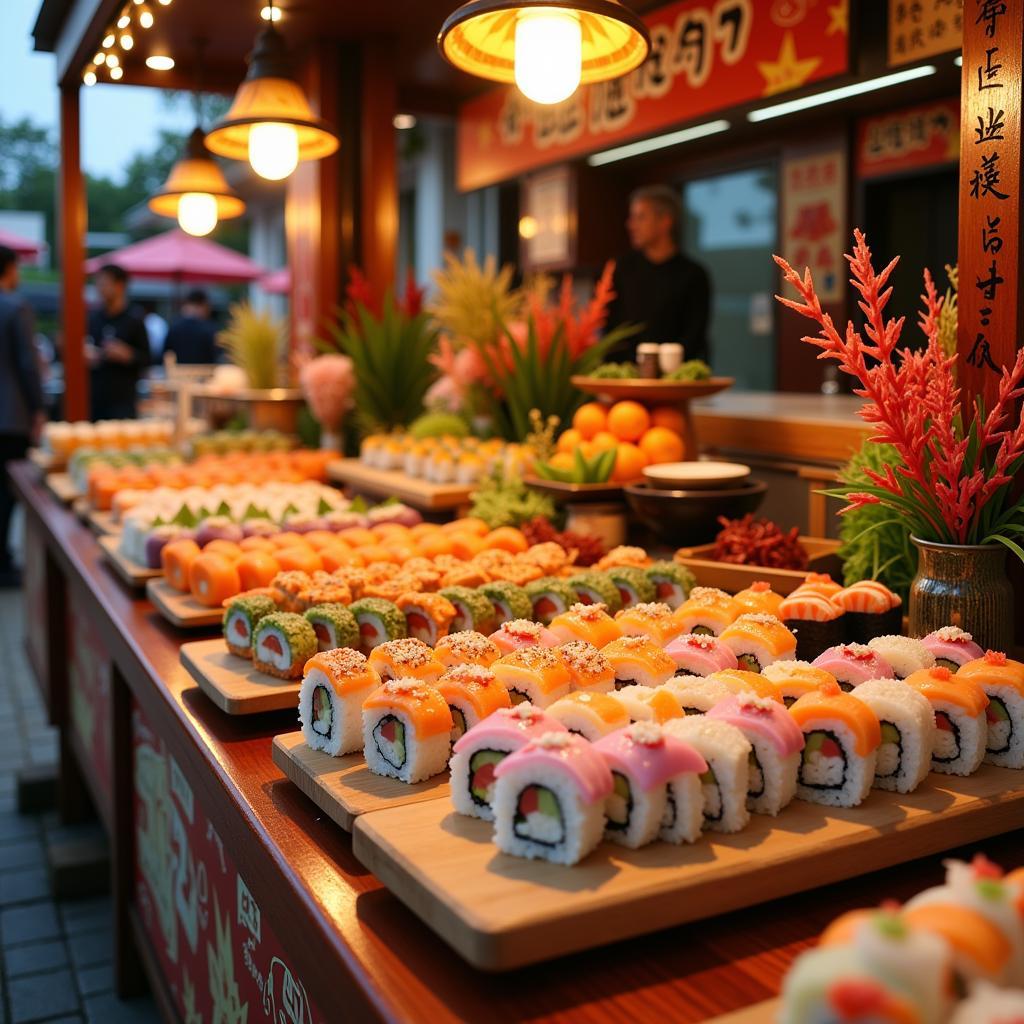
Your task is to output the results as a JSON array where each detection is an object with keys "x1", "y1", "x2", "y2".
[{"x1": 908, "y1": 538, "x2": 1014, "y2": 650}]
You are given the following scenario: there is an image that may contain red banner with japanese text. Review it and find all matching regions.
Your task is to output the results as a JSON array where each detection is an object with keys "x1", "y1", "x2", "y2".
[
  {"x1": 457, "y1": 0, "x2": 850, "y2": 191},
  {"x1": 856, "y1": 98, "x2": 960, "y2": 178}
]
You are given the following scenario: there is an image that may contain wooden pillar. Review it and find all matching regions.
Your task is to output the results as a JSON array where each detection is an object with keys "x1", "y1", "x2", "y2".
[{"x1": 59, "y1": 86, "x2": 88, "y2": 420}]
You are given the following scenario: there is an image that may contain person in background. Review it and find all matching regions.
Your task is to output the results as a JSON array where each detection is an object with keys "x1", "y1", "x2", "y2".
[
  {"x1": 0, "y1": 246, "x2": 45, "y2": 586},
  {"x1": 87, "y1": 264, "x2": 150, "y2": 420},
  {"x1": 141, "y1": 300, "x2": 168, "y2": 363},
  {"x1": 163, "y1": 289, "x2": 220, "y2": 365},
  {"x1": 604, "y1": 184, "x2": 711, "y2": 364}
]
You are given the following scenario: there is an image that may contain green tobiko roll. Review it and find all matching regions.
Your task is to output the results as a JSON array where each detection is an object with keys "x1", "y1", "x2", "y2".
[
  {"x1": 304, "y1": 602, "x2": 359, "y2": 652},
  {"x1": 478, "y1": 580, "x2": 533, "y2": 625},
  {"x1": 524, "y1": 577, "x2": 581, "y2": 625},
  {"x1": 349, "y1": 598, "x2": 407, "y2": 654},
  {"x1": 645, "y1": 561, "x2": 696, "y2": 610},
  {"x1": 566, "y1": 571, "x2": 623, "y2": 614},
  {"x1": 438, "y1": 586, "x2": 495, "y2": 634},
  {"x1": 605, "y1": 566, "x2": 655, "y2": 608}
]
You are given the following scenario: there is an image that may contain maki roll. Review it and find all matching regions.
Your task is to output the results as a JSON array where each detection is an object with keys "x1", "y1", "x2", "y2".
[
  {"x1": 710, "y1": 668, "x2": 783, "y2": 704},
  {"x1": 556, "y1": 640, "x2": 616, "y2": 694},
  {"x1": 849, "y1": 679, "x2": 935, "y2": 793},
  {"x1": 812, "y1": 643, "x2": 895, "y2": 691},
  {"x1": 672, "y1": 587, "x2": 742, "y2": 636},
  {"x1": 566, "y1": 571, "x2": 623, "y2": 613},
  {"x1": 395, "y1": 592, "x2": 457, "y2": 646},
  {"x1": 614, "y1": 602, "x2": 684, "y2": 646},
  {"x1": 524, "y1": 577, "x2": 582, "y2": 625},
  {"x1": 548, "y1": 603, "x2": 623, "y2": 649},
  {"x1": 236, "y1": 551, "x2": 282, "y2": 591},
  {"x1": 761, "y1": 661, "x2": 839, "y2": 707},
  {"x1": 601, "y1": 636, "x2": 676, "y2": 690},
  {"x1": 189, "y1": 553, "x2": 241, "y2": 609},
  {"x1": 298, "y1": 648, "x2": 381, "y2": 756},
  {"x1": 450, "y1": 703, "x2": 567, "y2": 820},
  {"x1": 368, "y1": 637, "x2": 444, "y2": 684},
  {"x1": 478, "y1": 580, "x2": 533, "y2": 627},
  {"x1": 272, "y1": 570, "x2": 316, "y2": 613},
  {"x1": 223, "y1": 593, "x2": 277, "y2": 659},
  {"x1": 797, "y1": 572, "x2": 843, "y2": 600},
  {"x1": 436, "y1": 665, "x2": 512, "y2": 745},
  {"x1": 252, "y1": 612, "x2": 318, "y2": 680},
  {"x1": 492, "y1": 732, "x2": 613, "y2": 865},
  {"x1": 789, "y1": 680, "x2": 881, "y2": 807},
  {"x1": 663, "y1": 675, "x2": 733, "y2": 716},
  {"x1": 957, "y1": 651, "x2": 1024, "y2": 768},
  {"x1": 303, "y1": 603, "x2": 359, "y2": 653},
  {"x1": 665, "y1": 717, "x2": 751, "y2": 834},
  {"x1": 605, "y1": 566, "x2": 656, "y2": 609},
  {"x1": 732, "y1": 580, "x2": 784, "y2": 618},
  {"x1": 904, "y1": 666, "x2": 988, "y2": 776},
  {"x1": 777, "y1": 591, "x2": 843, "y2": 661},
  {"x1": 362, "y1": 678, "x2": 454, "y2": 783},
  {"x1": 663, "y1": 633, "x2": 738, "y2": 678},
  {"x1": 547, "y1": 691, "x2": 630, "y2": 741},
  {"x1": 596, "y1": 545, "x2": 650, "y2": 571},
  {"x1": 644, "y1": 561, "x2": 695, "y2": 610},
  {"x1": 868, "y1": 635, "x2": 935, "y2": 679},
  {"x1": 438, "y1": 586, "x2": 494, "y2": 634},
  {"x1": 488, "y1": 619, "x2": 561, "y2": 655},
  {"x1": 719, "y1": 613, "x2": 797, "y2": 671},
  {"x1": 593, "y1": 722, "x2": 706, "y2": 849},
  {"x1": 951, "y1": 982, "x2": 1024, "y2": 1024},
  {"x1": 349, "y1": 597, "x2": 407, "y2": 655},
  {"x1": 615, "y1": 685, "x2": 684, "y2": 724},
  {"x1": 434, "y1": 630, "x2": 500, "y2": 670},
  {"x1": 921, "y1": 626, "x2": 985, "y2": 671},
  {"x1": 492, "y1": 646, "x2": 572, "y2": 708},
  {"x1": 294, "y1": 578, "x2": 353, "y2": 613},
  {"x1": 833, "y1": 580, "x2": 902, "y2": 644},
  {"x1": 707, "y1": 692, "x2": 804, "y2": 815}
]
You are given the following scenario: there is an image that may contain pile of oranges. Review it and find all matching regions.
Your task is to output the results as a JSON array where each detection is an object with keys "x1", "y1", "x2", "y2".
[{"x1": 552, "y1": 401, "x2": 686, "y2": 484}]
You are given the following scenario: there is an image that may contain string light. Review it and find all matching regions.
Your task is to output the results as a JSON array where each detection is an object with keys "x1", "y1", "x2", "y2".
[
  {"x1": 393, "y1": 113, "x2": 417, "y2": 130},
  {"x1": 117, "y1": 11, "x2": 131, "y2": 28},
  {"x1": 145, "y1": 54, "x2": 175, "y2": 70},
  {"x1": 102, "y1": 30, "x2": 116, "y2": 47},
  {"x1": 106, "y1": 53, "x2": 120, "y2": 68},
  {"x1": 83, "y1": 68, "x2": 98, "y2": 86},
  {"x1": 260, "y1": 5, "x2": 282, "y2": 20},
  {"x1": 94, "y1": 50, "x2": 105, "y2": 64},
  {"x1": 120, "y1": 32, "x2": 134, "y2": 49},
  {"x1": 110, "y1": 66, "x2": 124, "y2": 80},
  {"x1": 137, "y1": 3, "x2": 154, "y2": 28}
]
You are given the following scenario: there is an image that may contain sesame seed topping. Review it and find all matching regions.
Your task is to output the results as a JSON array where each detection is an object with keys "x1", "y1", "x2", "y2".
[
  {"x1": 536, "y1": 732, "x2": 573, "y2": 749},
  {"x1": 628, "y1": 721, "x2": 663, "y2": 746},
  {"x1": 934, "y1": 626, "x2": 973, "y2": 643}
]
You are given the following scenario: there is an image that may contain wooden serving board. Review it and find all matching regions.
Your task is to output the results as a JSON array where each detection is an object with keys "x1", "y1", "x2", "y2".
[
  {"x1": 707, "y1": 1000, "x2": 777, "y2": 1023},
  {"x1": 272, "y1": 732, "x2": 449, "y2": 832},
  {"x1": 180, "y1": 638, "x2": 300, "y2": 715},
  {"x1": 327, "y1": 458, "x2": 473, "y2": 510},
  {"x1": 353, "y1": 765, "x2": 1024, "y2": 971},
  {"x1": 98, "y1": 535, "x2": 160, "y2": 587},
  {"x1": 88, "y1": 509, "x2": 119, "y2": 535},
  {"x1": 146, "y1": 578, "x2": 223, "y2": 629},
  {"x1": 570, "y1": 375, "x2": 734, "y2": 402},
  {"x1": 45, "y1": 472, "x2": 81, "y2": 504}
]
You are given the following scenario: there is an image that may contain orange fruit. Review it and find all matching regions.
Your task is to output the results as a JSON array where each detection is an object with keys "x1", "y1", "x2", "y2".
[
  {"x1": 578, "y1": 440, "x2": 599, "y2": 459},
  {"x1": 639, "y1": 426, "x2": 685, "y2": 465},
  {"x1": 556, "y1": 428, "x2": 583, "y2": 454},
  {"x1": 607, "y1": 401, "x2": 651, "y2": 442},
  {"x1": 572, "y1": 402, "x2": 607, "y2": 441},
  {"x1": 650, "y1": 405, "x2": 686, "y2": 435},
  {"x1": 591, "y1": 430, "x2": 619, "y2": 451},
  {"x1": 547, "y1": 451, "x2": 576, "y2": 472},
  {"x1": 610, "y1": 442, "x2": 648, "y2": 483},
  {"x1": 483, "y1": 526, "x2": 529, "y2": 554}
]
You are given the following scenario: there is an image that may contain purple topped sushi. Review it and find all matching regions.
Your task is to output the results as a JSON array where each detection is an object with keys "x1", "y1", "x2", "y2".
[
  {"x1": 812, "y1": 643, "x2": 894, "y2": 691},
  {"x1": 241, "y1": 518, "x2": 280, "y2": 538},
  {"x1": 194, "y1": 516, "x2": 244, "y2": 547},
  {"x1": 921, "y1": 626, "x2": 985, "y2": 671},
  {"x1": 321, "y1": 509, "x2": 369, "y2": 531},
  {"x1": 144, "y1": 524, "x2": 192, "y2": 569}
]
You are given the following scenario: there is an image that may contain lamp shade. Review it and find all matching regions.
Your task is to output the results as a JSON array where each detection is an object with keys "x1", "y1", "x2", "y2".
[
  {"x1": 148, "y1": 128, "x2": 246, "y2": 221},
  {"x1": 438, "y1": 0, "x2": 649, "y2": 88}
]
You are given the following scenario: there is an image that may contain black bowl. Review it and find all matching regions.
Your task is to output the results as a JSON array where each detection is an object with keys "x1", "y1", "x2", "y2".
[{"x1": 623, "y1": 479, "x2": 767, "y2": 546}]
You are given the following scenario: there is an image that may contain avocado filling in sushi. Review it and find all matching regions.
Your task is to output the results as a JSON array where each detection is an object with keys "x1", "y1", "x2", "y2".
[
  {"x1": 736, "y1": 652, "x2": 763, "y2": 673},
  {"x1": 468, "y1": 749, "x2": 505, "y2": 807},
  {"x1": 449, "y1": 706, "x2": 468, "y2": 743},
  {"x1": 373, "y1": 715, "x2": 407, "y2": 769},
  {"x1": 985, "y1": 698, "x2": 1012, "y2": 754},
  {"x1": 606, "y1": 772, "x2": 633, "y2": 832},
  {"x1": 933, "y1": 712, "x2": 963, "y2": 763},
  {"x1": 513, "y1": 785, "x2": 565, "y2": 847},
  {"x1": 747, "y1": 749, "x2": 765, "y2": 798},
  {"x1": 934, "y1": 656, "x2": 960, "y2": 672},
  {"x1": 700, "y1": 767, "x2": 722, "y2": 823},
  {"x1": 800, "y1": 730, "x2": 847, "y2": 790},
  {"x1": 876, "y1": 721, "x2": 903, "y2": 778},
  {"x1": 311, "y1": 685, "x2": 333, "y2": 737}
]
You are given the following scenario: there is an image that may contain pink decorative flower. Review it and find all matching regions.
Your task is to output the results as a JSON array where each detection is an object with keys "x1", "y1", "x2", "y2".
[{"x1": 300, "y1": 353, "x2": 356, "y2": 431}]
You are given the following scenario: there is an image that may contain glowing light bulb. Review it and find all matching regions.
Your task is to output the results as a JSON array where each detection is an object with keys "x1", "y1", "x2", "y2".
[
  {"x1": 117, "y1": 12, "x2": 131, "y2": 28},
  {"x1": 120, "y1": 32, "x2": 134, "y2": 49},
  {"x1": 106, "y1": 53, "x2": 120, "y2": 68},
  {"x1": 145, "y1": 54, "x2": 174, "y2": 70},
  {"x1": 138, "y1": 4, "x2": 154, "y2": 27},
  {"x1": 83, "y1": 69, "x2": 98, "y2": 87},
  {"x1": 260, "y1": 5, "x2": 282, "y2": 21},
  {"x1": 248, "y1": 122, "x2": 299, "y2": 180},
  {"x1": 102, "y1": 31, "x2": 116, "y2": 48},
  {"x1": 109, "y1": 66, "x2": 124, "y2": 80},
  {"x1": 177, "y1": 192, "x2": 219, "y2": 236},
  {"x1": 94, "y1": 51, "x2": 105, "y2": 64},
  {"x1": 513, "y1": 8, "x2": 582, "y2": 105}
]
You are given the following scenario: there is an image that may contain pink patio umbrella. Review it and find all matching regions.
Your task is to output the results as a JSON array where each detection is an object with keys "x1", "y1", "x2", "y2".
[
  {"x1": 260, "y1": 267, "x2": 290, "y2": 295},
  {"x1": 0, "y1": 228, "x2": 47, "y2": 258}
]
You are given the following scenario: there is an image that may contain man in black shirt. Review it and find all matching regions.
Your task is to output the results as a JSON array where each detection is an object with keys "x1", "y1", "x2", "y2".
[
  {"x1": 164, "y1": 289, "x2": 220, "y2": 365},
  {"x1": 87, "y1": 264, "x2": 150, "y2": 419},
  {"x1": 604, "y1": 185, "x2": 711, "y2": 363}
]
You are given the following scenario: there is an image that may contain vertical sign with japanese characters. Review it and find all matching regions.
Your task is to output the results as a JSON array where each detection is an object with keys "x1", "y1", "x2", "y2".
[
  {"x1": 889, "y1": 0, "x2": 964, "y2": 66},
  {"x1": 958, "y1": 0, "x2": 1022, "y2": 403}
]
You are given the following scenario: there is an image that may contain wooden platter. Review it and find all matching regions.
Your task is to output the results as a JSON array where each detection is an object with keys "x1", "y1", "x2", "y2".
[
  {"x1": 571, "y1": 375, "x2": 734, "y2": 403},
  {"x1": 45, "y1": 472, "x2": 81, "y2": 505},
  {"x1": 708, "y1": 1000, "x2": 777, "y2": 1023},
  {"x1": 327, "y1": 459, "x2": 474, "y2": 511},
  {"x1": 180, "y1": 637, "x2": 300, "y2": 715},
  {"x1": 272, "y1": 732, "x2": 450, "y2": 832},
  {"x1": 146, "y1": 578, "x2": 223, "y2": 629},
  {"x1": 352, "y1": 765, "x2": 1024, "y2": 971},
  {"x1": 74, "y1": 501, "x2": 118, "y2": 534},
  {"x1": 98, "y1": 535, "x2": 160, "y2": 587}
]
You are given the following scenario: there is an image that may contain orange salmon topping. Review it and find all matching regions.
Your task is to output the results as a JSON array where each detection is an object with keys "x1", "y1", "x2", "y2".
[
  {"x1": 713, "y1": 669, "x2": 783, "y2": 703},
  {"x1": 905, "y1": 668, "x2": 990, "y2": 715},
  {"x1": 789, "y1": 682, "x2": 882, "y2": 755},
  {"x1": 902, "y1": 904, "x2": 1010, "y2": 976},
  {"x1": 957, "y1": 654, "x2": 1024, "y2": 697},
  {"x1": 362, "y1": 679, "x2": 453, "y2": 737}
]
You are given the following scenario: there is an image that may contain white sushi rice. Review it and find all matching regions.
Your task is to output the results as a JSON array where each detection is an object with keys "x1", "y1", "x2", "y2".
[
  {"x1": 491, "y1": 667, "x2": 570, "y2": 709},
  {"x1": 929, "y1": 700, "x2": 987, "y2": 776},
  {"x1": 950, "y1": 982, "x2": 1024, "y2": 1023},
  {"x1": 253, "y1": 624, "x2": 294, "y2": 674},
  {"x1": 604, "y1": 770, "x2": 666, "y2": 849},
  {"x1": 224, "y1": 608, "x2": 253, "y2": 656},
  {"x1": 663, "y1": 676, "x2": 731, "y2": 715},
  {"x1": 868, "y1": 635, "x2": 935, "y2": 679},
  {"x1": 361, "y1": 706, "x2": 450, "y2": 783},
  {"x1": 614, "y1": 685, "x2": 671, "y2": 723},
  {"x1": 980, "y1": 683, "x2": 1024, "y2": 769},
  {"x1": 298, "y1": 667, "x2": 373, "y2": 757},
  {"x1": 744, "y1": 738, "x2": 799, "y2": 816},
  {"x1": 659, "y1": 773, "x2": 703, "y2": 844},
  {"x1": 546, "y1": 696, "x2": 627, "y2": 742},
  {"x1": 449, "y1": 741, "x2": 517, "y2": 820},
  {"x1": 795, "y1": 719, "x2": 876, "y2": 807}
]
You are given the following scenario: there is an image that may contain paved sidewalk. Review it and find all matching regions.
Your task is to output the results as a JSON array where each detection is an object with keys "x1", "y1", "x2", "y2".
[{"x1": 0, "y1": 589, "x2": 160, "y2": 1024}]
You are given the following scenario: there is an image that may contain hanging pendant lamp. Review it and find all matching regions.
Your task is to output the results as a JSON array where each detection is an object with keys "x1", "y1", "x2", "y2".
[
  {"x1": 205, "y1": 9, "x2": 338, "y2": 181},
  {"x1": 438, "y1": 0, "x2": 650, "y2": 106}
]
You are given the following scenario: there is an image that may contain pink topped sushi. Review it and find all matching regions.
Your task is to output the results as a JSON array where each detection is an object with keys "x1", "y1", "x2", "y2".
[
  {"x1": 922, "y1": 626, "x2": 985, "y2": 671},
  {"x1": 488, "y1": 618, "x2": 561, "y2": 655},
  {"x1": 663, "y1": 633, "x2": 739, "y2": 677},
  {"x1": 813, "y1": 643, "x2": 895, "y2": 691}
]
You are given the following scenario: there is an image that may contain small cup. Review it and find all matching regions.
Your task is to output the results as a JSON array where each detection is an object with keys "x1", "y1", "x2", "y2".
[
  {"x1": 637, "y1": 343, "x2": 660, "y2": 379},
  {"x1": 658, "y1": 343, "x2": 684, "y2": 375}
]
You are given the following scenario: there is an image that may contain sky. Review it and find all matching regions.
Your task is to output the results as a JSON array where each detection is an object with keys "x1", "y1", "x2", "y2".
[{"x1": 0, "y1": 0, "x2": 196, "y2": 180}]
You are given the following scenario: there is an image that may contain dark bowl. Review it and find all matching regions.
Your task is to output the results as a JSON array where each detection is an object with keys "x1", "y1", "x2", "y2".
[{"x1": 623, "y1": 479, "x2": 767, "y2": 546}]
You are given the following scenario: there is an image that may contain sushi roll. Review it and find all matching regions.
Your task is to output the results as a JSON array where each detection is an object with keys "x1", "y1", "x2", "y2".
[
  {"x1": 294, "y1": 578, "x2": 353, "y2": 613},
  {"x1": 436, "y1": 665, "x2": 512, "y2": 745},
  {"x1": 605, "y1": 566, "x2": 656, "y2": 609},
  {"x1": 478, "y1": 580, "x2": 533, "y2": 627},
  {"x1": 272, "y1": 570, "x2": 315, "y2": 613},
  {"x1": 367, "y1": 637, "x2": 444, "y2": 684},
  {"x1": 849, "y1": 679, "x2": 935, "y2": 793},
  {"x1": 492, "y1": 647, "x2": 572, "y2": 708},
  {"x1": 434, "y1": 630, "x2": 500, "y2": 670},
  {"x1": 362, "y1": 678, "x2": 453, "y2": 783},
  {"x1": 904, "y1": 666, "x2": 988, "y2": 776},
  {"x1": 396, "y1": 592, "x2": 457, "y2": 646},
  {"x1": 644, "y1": 561, "x2": 695, "y2": 610},
  {"x1": 719, "y1": 613, "x2": 797, "y2": 671},
  {"x1": 707, "y1": 692, "x2": 804, "y2": 815},
  {"x1": 921, "y1": 626, "x2": 985, "y2": 671},
  {"x1": 710, "y1": 668, "x2": 783, "y2": 704},
  {"x1": 812, "y1": 643, "x2": 896, "y2": 691},
  {"x1": 732, "y1": 580, "x2": 784, "y2": 618},
  {"x1": 789, "y1": 680, "x2": 881, "y2": 807},
  {"x1": 663, "y1": 675, "x2": 733, "y2": 716},
  {"x1": 777, "y1": 591, "x2": 843, "y2": 661},
  {"x1": 665, "y1": 717, "x2": 751, "y2": 834},
  {"x1": 868, "y1": 635, "x2": 935, "y2": 679},
  {"x1": 236, "y1": 550, "x2": 282, "y2": 591},
  {"x1": 252, "y1": 612, "x2": 318, "y2": 680},
  {"x1": 614, "y1": 602, "x2": 684, "y2": 646},
  {"x1": 797, "y1": 572, "x2": 844, "y2": 599},
  {"x1": 188, "y1": 553, "x2": 241, "y2": 609},
  {"x1": 548, "y1": 603, "x2": 623, "y2": 649},
  {"x1": 223, "y1": 593, "x2": 277, "y2": 659},
  {"x1": 957, "y1": 651, "x2": 1024, "y2": 768},
  {"x1": 524, "y1": 577, "x2": 582, "y2": 625},
  {"x1": 594, "y1": 722, "x2": 707, "y2": 849},
  {"x1": 761, "y1": 661, "x2": 839, "y2": 707},
  {"x1": 833, "y1": 580, "x2": 903, "y2": 644},
  {"x1": 298, "y1": 648, "x2": 381, "y2": 756},
  {"x1": 449, "y1": 703, "x2": 568, "y2": 820},
  {"x1": 303, "y1": 603, "x2": 359, "y2": 653},
  {"x1": 601, "y1": 636, "x2": 676, "y2": 690},
  {"x1": 597, "y1": 545, "x2": 650, "y2": 571},
  {"x1": 492, "y1": 731, "x2": 613, "y2": 865},
  {"x1": 672, "y1": 587, "x2": 742, "y2": 636},
  {"x1": 663, "y1": 633, "x2": 738, "y2": 677},
  {"x1": 488, "y1": 618, "x2": 561, "y2": 655},
  {"x1": 348, "y1": 597, "x2": 407, "y2": 655},
  {"x1": 556, "y1": 640, "x2": 616, "y2": 694},
  {"x1": 566, "y1": 571, "x2": 623, "y2": 613},
  {"x1": 547, "y1": 691, "x2": 630, "y2": 741},
  {"x1": 951, "y1": 982, "x2": 1024, "y2": 1024},
  {"x1": 438, "y1": 585, "x2": 494, "y2": 634},
  {"x1": 615, "y1": 685, "x2": 684, "y2": 725}
]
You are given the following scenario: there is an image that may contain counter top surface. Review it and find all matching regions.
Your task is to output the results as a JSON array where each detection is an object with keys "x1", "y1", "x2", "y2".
[{"x1": 693, "y1": 391, "x2": 864, "y2": 422}]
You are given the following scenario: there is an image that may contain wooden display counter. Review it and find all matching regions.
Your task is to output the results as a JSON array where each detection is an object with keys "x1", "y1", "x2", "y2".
[{"x1": 11, "y1": 461, "x2": 1023, "y2": 1024}]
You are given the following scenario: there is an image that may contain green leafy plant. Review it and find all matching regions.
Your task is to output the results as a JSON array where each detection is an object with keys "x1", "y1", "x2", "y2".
[
  {"x1": 534, "y1": 446, "x2": 617, "y2": 485},
  {"x1": 217, "y1": 301, "x2": 286, "y2": 389},
  {"x1": 469, "y1": 470, "x2": 556, "y2": 529}
]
